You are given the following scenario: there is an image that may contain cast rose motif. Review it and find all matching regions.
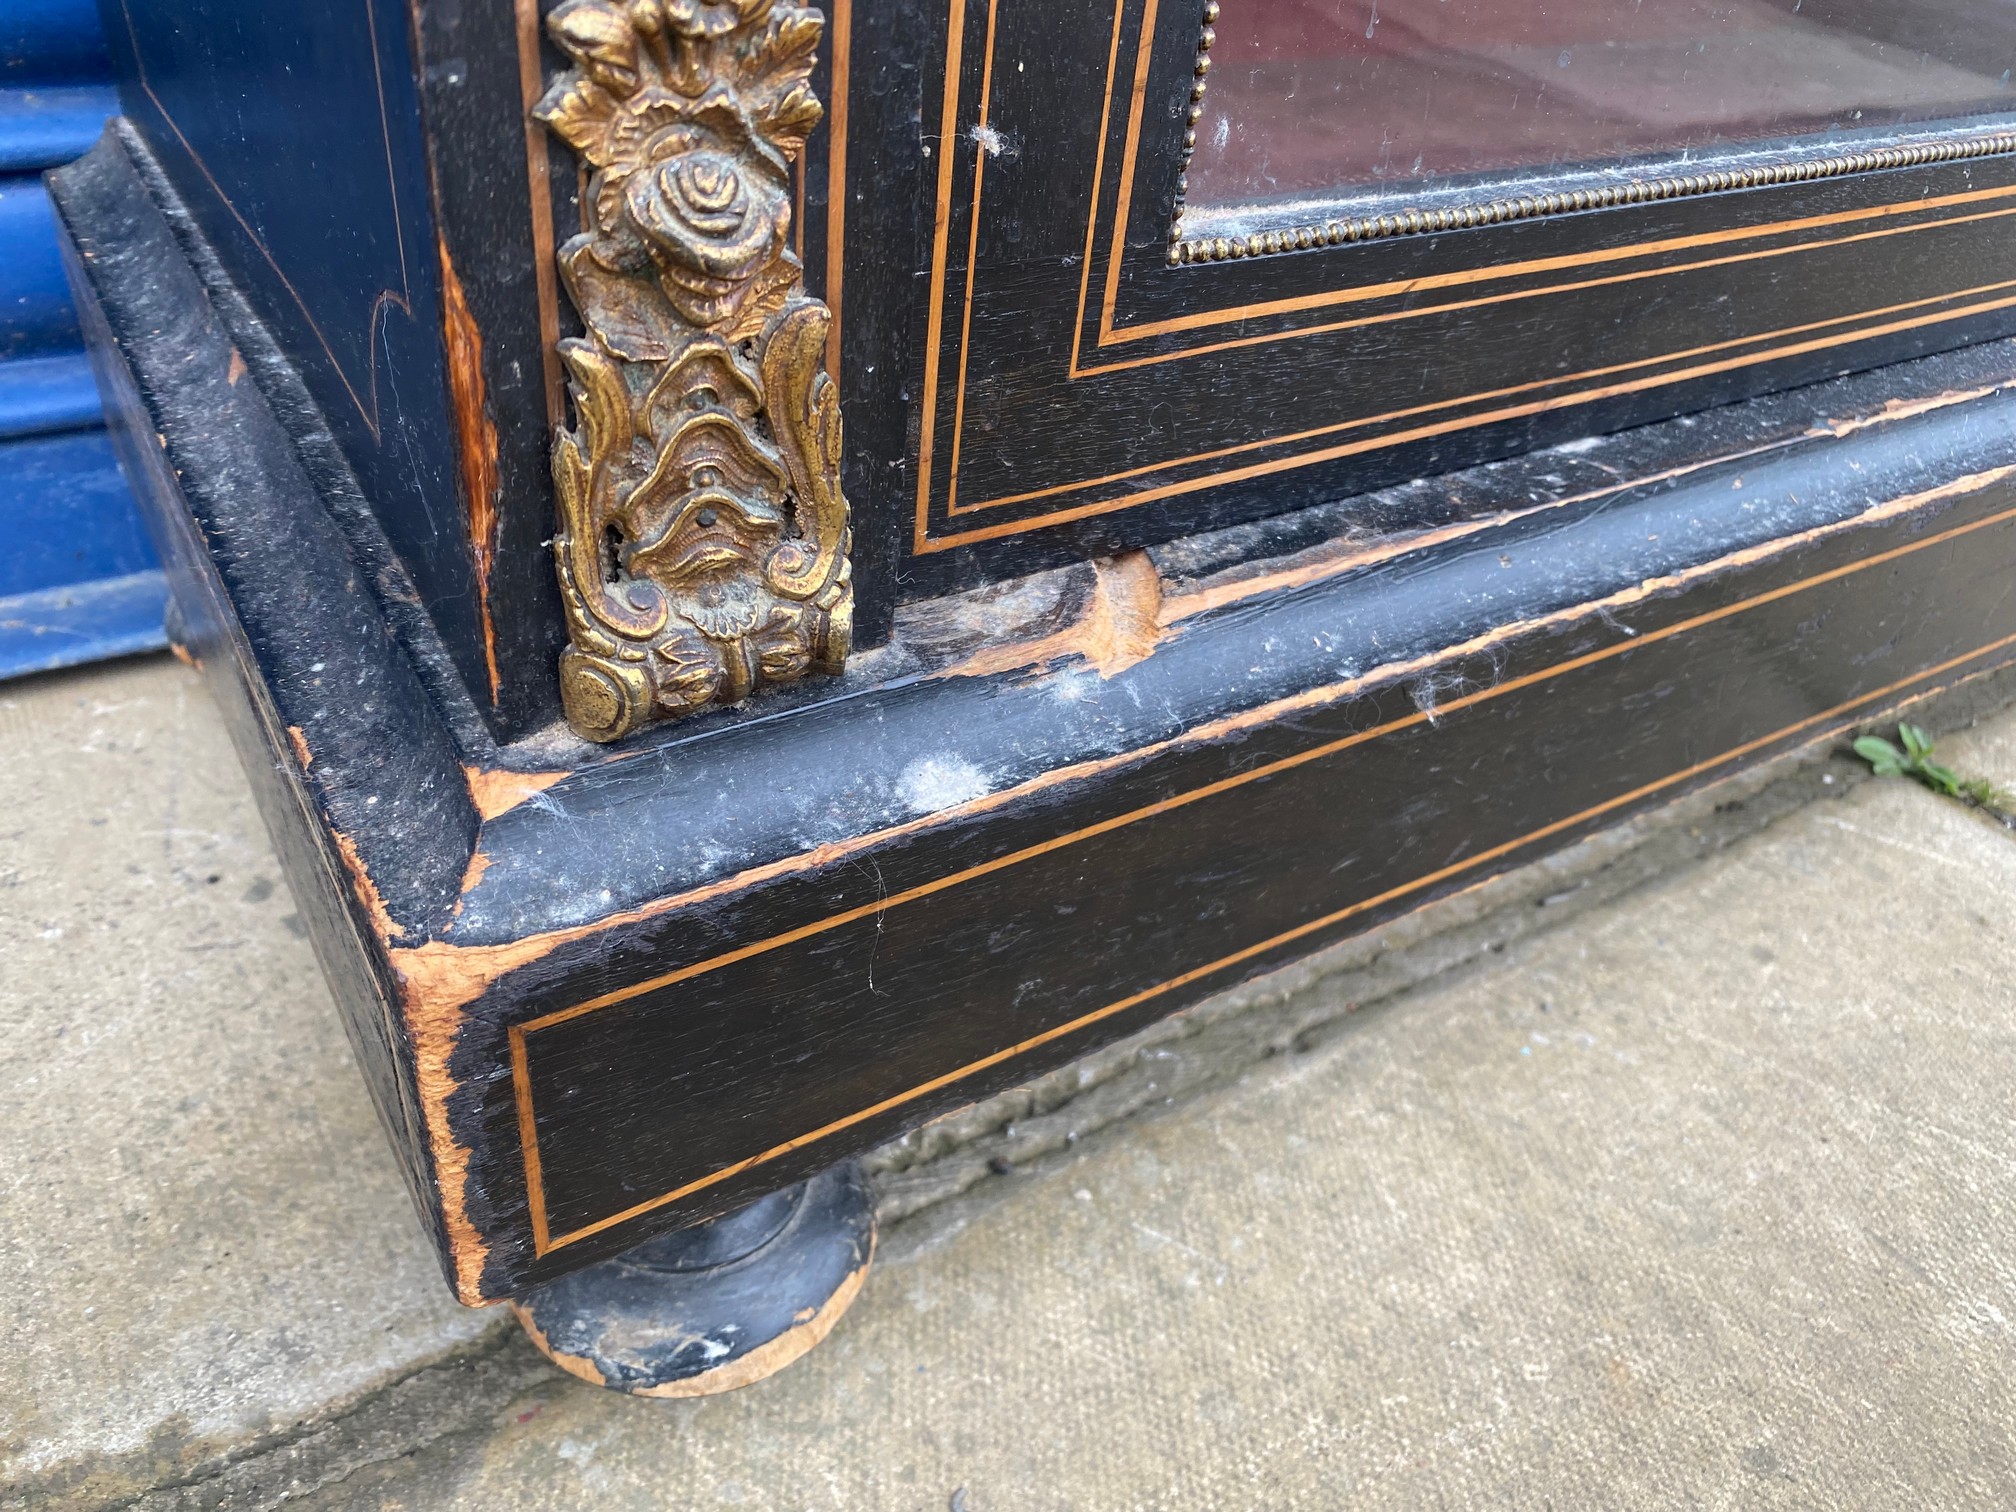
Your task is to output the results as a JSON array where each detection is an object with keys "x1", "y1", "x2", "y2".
[{"x1": 535, "y1": 0, "x2": 850, "y2": 742}]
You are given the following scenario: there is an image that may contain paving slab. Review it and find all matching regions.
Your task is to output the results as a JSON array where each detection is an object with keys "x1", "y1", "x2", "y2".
[
  {"x1": 8, "y1": 652, "x2": 2016, "y2": 1509},
  {"x1": 0, "y1": 658, "x2": 497, "y2": 1508}
]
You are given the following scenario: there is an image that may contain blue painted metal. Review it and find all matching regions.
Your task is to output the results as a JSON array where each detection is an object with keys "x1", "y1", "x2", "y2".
[
  {"x1": 0, "y1": 174, "x2": 85, "y2": 356},
  {"x1": 2, "y1": 428, "x2": 159, "y2": 595},
  {"x1": 1, "y1": 0, "x2": 114, "y2": 82},
  {"x1": 0, "y1": 85, "x2": 122, "y2": 172},
  {"x1": 0, "y1": 570, "x2": 171, "y2": 678},
  {"x1": 0, "y1": 429, "x2": 169, "y2": 673},
  {"x1": 0, "y1": 0, "x2": 165, "y2": 678},
  {"x1": 0, "y1": 350, "x2": 101, "y2": 438}
]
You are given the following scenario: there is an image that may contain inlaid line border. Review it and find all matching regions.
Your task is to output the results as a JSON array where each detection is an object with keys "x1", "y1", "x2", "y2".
[
  {"x1": 915, "y1": 277, "x2": 2016, "y2": 551},
  {"x1": 114, "y1": 0, "x2": 414, "y2": 440},
  {"x1": 910, "y1": 0, "x2": 2016, "y2": 549}
]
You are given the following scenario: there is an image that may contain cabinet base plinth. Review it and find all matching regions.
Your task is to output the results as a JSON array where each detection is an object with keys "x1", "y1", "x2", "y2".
[{"x1": 511, "y1": 1165, "x2": 876, "y2": 1397}]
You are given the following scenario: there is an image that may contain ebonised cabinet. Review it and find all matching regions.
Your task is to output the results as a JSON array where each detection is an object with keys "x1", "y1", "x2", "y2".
[{"x1": 51, "y1": 0, "x2": 2016, "y2": 1393}]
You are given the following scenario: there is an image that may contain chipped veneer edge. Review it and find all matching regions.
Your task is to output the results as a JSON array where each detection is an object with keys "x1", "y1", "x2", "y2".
[
  {"x1": 437, "y1": 237, "x2": 505, "y2": 709},
  {"x1": 1162, "y1": 381, "x2": 2010, "y2": 631},
  {"x1": 936, "y1": 549, "x2": 1164, "y2": 682},
  {"x1": 330, "y1": 828, "x2": 403, "y2": 943},
  {"x1": 408, "y1": 989, "x2": 492, "y2": 1305},
  {"x1": 1811, "y1": 383, "x2": 2001, "y2": 439},
  {"x1": 331, "y1": 818, "x2": 493, "y2": 1302},
  {"x1": 455, "y1": 847, "x2": 493, "y2": 905},
  {"x1": 462, "y1": 764, "x2": 569, "y2": 822},
  {"x1": 933, "y1": 382, "x2": 2011, "y2": 685},
  {"x1": 508, "y1": 1242, "x2": 872, "y2": 1396}
]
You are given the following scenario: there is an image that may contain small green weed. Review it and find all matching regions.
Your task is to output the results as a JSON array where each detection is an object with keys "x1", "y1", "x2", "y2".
[{"x1": 1853, "y1": 723, "x2": 2016, "y2": 827}]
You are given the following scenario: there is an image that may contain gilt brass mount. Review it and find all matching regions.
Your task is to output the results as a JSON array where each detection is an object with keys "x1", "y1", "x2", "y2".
[{"x1": 535, "y1": 0, "x2": 851, "y2": 742}]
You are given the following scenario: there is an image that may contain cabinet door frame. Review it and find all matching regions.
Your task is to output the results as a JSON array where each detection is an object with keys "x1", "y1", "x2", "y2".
[{"x1": 834, "y1": 0, "x2": 2016, "y2": 613}]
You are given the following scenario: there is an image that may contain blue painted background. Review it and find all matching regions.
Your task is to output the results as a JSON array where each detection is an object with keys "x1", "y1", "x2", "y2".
[{"x1": 1, "y1": 0, "x2": 167, "y2": 679}]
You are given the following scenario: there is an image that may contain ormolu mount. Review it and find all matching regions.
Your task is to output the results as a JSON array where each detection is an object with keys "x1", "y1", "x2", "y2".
[{"x1": 535, "y1": 0, "x2": 851, "y2": 742}]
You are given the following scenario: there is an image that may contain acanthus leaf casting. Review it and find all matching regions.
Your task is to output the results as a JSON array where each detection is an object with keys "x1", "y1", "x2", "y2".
[{"x1": 535, "y1": 0, "x2": 850, "y2": 742}]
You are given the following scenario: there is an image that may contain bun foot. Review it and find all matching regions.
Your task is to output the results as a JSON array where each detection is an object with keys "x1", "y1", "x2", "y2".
[{"x1": 511, "y1": 1163, "x2": 876, "y2": 1397}]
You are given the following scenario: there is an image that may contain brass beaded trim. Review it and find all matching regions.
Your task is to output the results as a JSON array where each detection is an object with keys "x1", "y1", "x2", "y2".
[
  {"x1": 1167, "y1": 0, "x2": 1217, "y2": 216},
  {"x1": 1168, "y1": 132, "x2": 2016, "y2": 267}
]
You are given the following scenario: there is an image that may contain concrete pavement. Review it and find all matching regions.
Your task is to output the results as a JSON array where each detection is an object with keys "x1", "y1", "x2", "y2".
[{"x1": 7, "y1": 653, "x2": 2016, "y2": 1510}]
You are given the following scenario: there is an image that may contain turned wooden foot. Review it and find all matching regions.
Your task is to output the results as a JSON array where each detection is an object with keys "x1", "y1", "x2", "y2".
[{"x1": 511, "y1": 1164, "x2": 875, "y2": 1397}]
